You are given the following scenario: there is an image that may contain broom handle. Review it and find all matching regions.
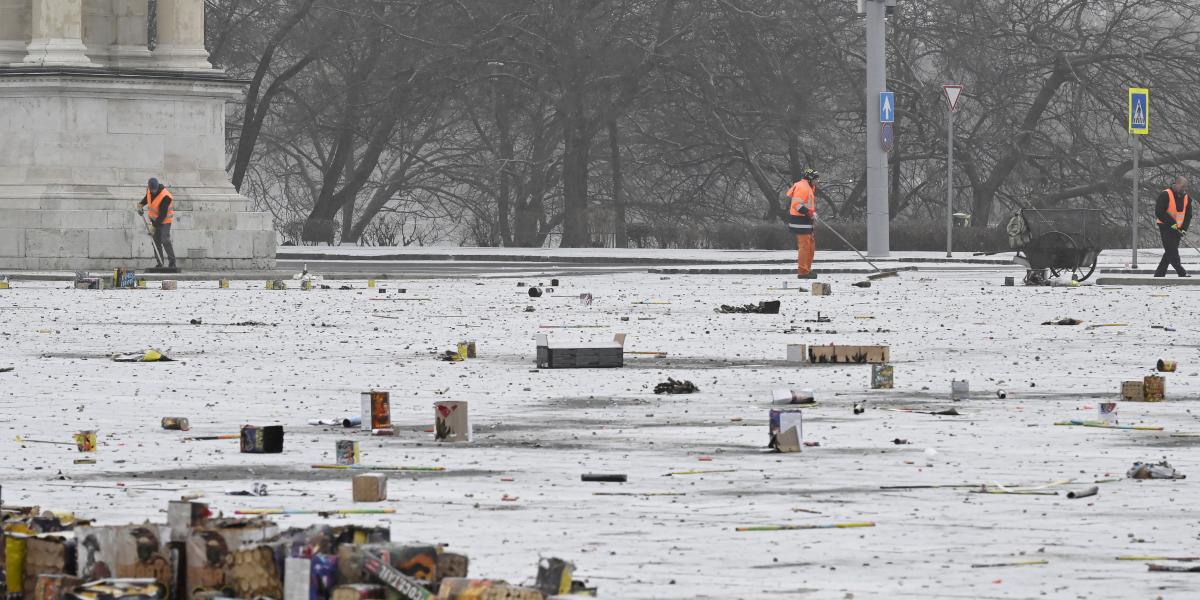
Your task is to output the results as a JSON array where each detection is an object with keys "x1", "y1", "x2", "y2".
[{"x1": 814, "y1": 216, "x2": 882, "y2": 272}]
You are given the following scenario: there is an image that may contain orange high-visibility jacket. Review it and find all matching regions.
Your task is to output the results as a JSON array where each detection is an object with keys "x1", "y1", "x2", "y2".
[
  {"x1": 787, "y1": 180, "x2": 816, "y2": 234},
  {"x1": 146, "y1": 188, "x2": 174, "y2": 224},
  {"x1": 1159, "y1": 188, "x2": 1189, "y2": 227}
]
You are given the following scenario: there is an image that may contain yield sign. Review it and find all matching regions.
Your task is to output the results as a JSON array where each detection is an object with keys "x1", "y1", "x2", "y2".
[{"x1": 943, "y1": 85, "x2": 964, "y2": 112}]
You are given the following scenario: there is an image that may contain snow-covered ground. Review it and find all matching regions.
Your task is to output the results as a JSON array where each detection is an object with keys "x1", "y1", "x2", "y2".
[{"x1": 2, "y1": 267, "x2": 1199, "y2": 598}]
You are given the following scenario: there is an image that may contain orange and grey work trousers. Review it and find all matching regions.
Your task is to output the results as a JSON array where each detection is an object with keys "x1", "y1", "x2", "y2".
[{"x1": 795, "y1": 233, "x2": 815, "y2": 275}]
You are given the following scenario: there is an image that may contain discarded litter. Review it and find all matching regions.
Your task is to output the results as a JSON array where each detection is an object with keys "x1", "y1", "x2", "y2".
[
  {"x1": 1148, "y1": 564, "x2": 1200, "y2": 573},
  {"x1": 880, "y1": 407, "x2": 961, "y2": 416},
  {"x1": 768, "y1": 409, "x2": 803, "y2": 453},
  {"x1": 771, "y1": 389, "x2": 814, "y2": 405},
  {"x1": 1127, "y1": 460, "x2": 1185, "y2": 480},
  {"x1": 227, "y1": 482, "x2": 269, "y2": 496},
  {"x1": 235, "y1": 508, "x2": 395, "y2": 517},
  {"x1": 161, "y1": 417, "x2": 189, "y2": 431},
  {"x1": 434, "y1": 401, "x2": 472, "y2": 442},
  {"x1": 336, "y1": 440, "x2": 360, "y2": 465},
  {"x1": 871, "y1": 364, "x2": 894, "y2": 389},
  {"x1": 1054, "y1": 420, "x2": 1161, "y2": 431},
  {"x1": 951, "y1": 379, "x2": 969, "y2": 400},
  {"x1": 311, "y1": 464, "x2": 446, "y2": 472},
  {"x1": 1042, "y1": 318, "x2": 1082, "y2": 325},
  {"x1": 1067, "y1": 486, "x2": 1099, "y2": 499},
  {"x1": 1157, "y1": 359, "x2": 1178, "y2": 372},
  {"x1": 655, "y1": 378, "x2": 698, "y2": 394},
  {"x1": 240, "y1": 424, "x2": 284, "y2": 453},
  {"x1": 112, "y1": 348, "x2": 173, "y2": 362},
  {"x1": 580, "y1": 474, "x2": 627, "y2": 483},
  {"x1": 716, "y1": 300, "x2": 781, "y2": 314},
  {"x1": 970, "y1": 560, "x2": 1048, "y2": 568},
  {"x1": 735, "y1": 521, "x2": 874, "y2": 532},
  {"x1": 352, "y1": 473, "x2": 388, "y2": 502}
]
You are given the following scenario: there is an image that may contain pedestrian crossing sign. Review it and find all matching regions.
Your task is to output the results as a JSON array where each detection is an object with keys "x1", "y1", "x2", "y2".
[{"x1": 1129, "y1": 88, "x2": 1149, "y2": 135}]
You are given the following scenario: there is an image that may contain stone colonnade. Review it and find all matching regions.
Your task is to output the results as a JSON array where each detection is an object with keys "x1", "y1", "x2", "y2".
[{"x1": 0, "y1": 0, "x2": 210, "y2": 69}]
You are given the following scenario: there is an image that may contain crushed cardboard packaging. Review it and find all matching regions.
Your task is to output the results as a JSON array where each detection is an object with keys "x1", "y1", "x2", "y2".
[
  {"x1": 715, "y1": 300, "x2": 781, "y2": 314},
  {"x1": 653, "y1": 378, "x2": 698, "y2": 395},
  {"x1": 1127, "y1": 460, "x2": 1185, "y2": 480}
]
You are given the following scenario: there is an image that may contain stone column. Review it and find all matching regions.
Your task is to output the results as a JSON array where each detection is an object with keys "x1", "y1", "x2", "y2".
[
  {"x1": 24, "y1": 0, "x2": 93, "y2": 66},
  {"x1": 152, "y1": 0, "x2": 211, "y2": 70},
  {"x1": 109, "y1": 0, "x2": 150, "y2": 66},
  {"x1": 0, "y1": 0, "x2": 32, "y2": 65},
  {"x1": 82, "y1": 0, "x2": 115, "y2": 65}
]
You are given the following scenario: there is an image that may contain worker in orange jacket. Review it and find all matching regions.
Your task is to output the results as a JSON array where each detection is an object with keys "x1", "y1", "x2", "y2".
[
  {"x1": 1154, "y1": 176, "x2": 1192, "y2": 278},
  {"x1": 137, "y1": 177, "x2": 177, "y2": 270},
  {"x1": 784, "y1": 169, "x2": 819, "y2": 278}
]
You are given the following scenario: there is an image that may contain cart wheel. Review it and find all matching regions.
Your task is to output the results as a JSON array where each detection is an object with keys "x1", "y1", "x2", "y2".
[
  {"x1": 1074, "y1": 254, "x2": 1098, "y2": 282},
  {"x1": 1033, "y1": 231, "x2": 1076, "y2": 279}
]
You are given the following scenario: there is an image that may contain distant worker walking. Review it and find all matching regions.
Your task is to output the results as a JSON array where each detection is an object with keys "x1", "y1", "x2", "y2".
[
  {"x1": 785, "y1": 169, "x2": 819, "y2": 279},
  {"x1": 1154, "y1": 176, "x2": 1192, "y2": 278},
  {"x1": 138, "y1": 177, "x2": 177, "y2": 271}
]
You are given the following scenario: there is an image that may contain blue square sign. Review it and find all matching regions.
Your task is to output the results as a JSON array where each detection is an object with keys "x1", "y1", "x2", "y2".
[
  {"x1": 1129, "y1": 88, "x2": 1148, "y2": 135},
  {"x1": 879, "y1": 91, "x2": 895, "y2": 123}
]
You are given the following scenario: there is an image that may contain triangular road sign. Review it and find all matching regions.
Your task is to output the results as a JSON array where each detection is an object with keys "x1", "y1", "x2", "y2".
[{"x1": 943, "y1": 85, "x2": 964, "y2": 112}]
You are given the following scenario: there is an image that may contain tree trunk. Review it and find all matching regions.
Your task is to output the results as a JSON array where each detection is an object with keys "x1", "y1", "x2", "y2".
[
  {"x1": 608, "y1": 119, "x2": 626, "y2": 248},
  {"x1": 560, "y1": 111, "x2": 591, "y2": 247},
  {"x1": 340, "y1": 196, "x2": 355, "y2": 244},
  {"x1": 496, "y1": 97, "x2": 514, "y2": 247}
]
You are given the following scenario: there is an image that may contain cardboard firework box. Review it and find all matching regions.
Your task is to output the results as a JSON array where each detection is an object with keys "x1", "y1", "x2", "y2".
[
  {"x1": 31, "y1": 574, "x2": 82, "y2": 600},
  {"x1": 185, "y1": 519, "x2": 279, "y2": 597},
  {"x1": 73, "y1": 526, "x2": 120, "y2": 583},
  {"x1": 807, "y1": 345, "x2": 890, "y2": 365},
  {"x1": 228, "y1": 545, "x2": 283, "y2": 600},
  {"x1": 113, "y1": 525, "x2": 173, "y2": 592},
  {"x1": 360, "y1": 392, "x2": 392, "y2": 432},
  {"x1": 433, "y1": 402, "x2": 471, "y2": 443},
  {"x1": 23, "y1": 535, "x2": 76, "y2": 598},
  {"x1": 339, "y1": 545, "x2": 438, "y2": 587}
]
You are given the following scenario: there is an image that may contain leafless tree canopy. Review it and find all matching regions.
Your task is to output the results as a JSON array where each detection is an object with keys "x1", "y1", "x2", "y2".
[{"x1": 207, "y1": 0, "x2": 1200, "y2": 248}]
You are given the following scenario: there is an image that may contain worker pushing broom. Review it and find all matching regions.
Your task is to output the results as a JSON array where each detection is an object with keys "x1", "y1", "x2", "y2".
[
  {"x1": 137, "y1": 177, "x2": 178, "y2": 272},
  {"x1": 783, "y1": 168, "x2": 899, "y2": 281}
]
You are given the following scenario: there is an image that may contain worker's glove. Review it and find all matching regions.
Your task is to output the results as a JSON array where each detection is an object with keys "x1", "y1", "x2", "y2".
[
  {"x1": 1172, "y1": 224, "x2": 1181, "y2": 231},
  {"x1": 137, "y1": 208, "x2": 144, "y2": 216}
]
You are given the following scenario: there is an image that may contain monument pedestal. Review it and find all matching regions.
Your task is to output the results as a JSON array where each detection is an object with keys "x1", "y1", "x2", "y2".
[{"x1": 0, "y1": 68, "x2": 276, "y2": 270}]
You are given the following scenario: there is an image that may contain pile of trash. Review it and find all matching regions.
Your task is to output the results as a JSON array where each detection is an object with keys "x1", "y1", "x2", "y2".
[
  {"x1": 653, "y1": 378, "x2": 698, "y2": 395},
  {"x1": 0, "y1": 500, "x2": 596, "y2": 600},
  {"x1": 714, "y1": 300, "x2": 780, "y2": 314}
]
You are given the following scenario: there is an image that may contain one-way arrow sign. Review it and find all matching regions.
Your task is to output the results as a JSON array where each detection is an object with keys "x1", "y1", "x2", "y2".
[{"x1": 880, "y1": 91, "x2": 895, "y2": 123}]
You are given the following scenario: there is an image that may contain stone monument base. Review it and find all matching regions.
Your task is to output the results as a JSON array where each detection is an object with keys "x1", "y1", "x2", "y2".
[{"x1": 0, "y1": 68, "x2": 276, "y2": 270}]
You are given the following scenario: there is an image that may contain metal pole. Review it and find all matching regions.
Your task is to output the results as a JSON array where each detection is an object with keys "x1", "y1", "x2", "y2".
[
  {"x1": 865, "y1": 0, "x2": 889, "y2": 257},
  {"x1": 1132, "y1": 134, "x2": 1139, "y2": 269},
  {"x1": 946, "y1": 106, "x2": 954, "y2": 258}
]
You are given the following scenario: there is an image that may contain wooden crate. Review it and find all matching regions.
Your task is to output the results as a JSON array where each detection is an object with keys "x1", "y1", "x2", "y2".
[{"x1": 807, "y1": 345, "x2": 889, "y2": 364}]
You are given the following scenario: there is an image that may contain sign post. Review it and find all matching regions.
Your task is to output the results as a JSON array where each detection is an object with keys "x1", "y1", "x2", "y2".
[
  {"x1": 943, "y1": 85, "x2": 964, "y2": 258},
  {"x1": 864, "y1": 0, "x2": 891, "y2": 257},
  {"x1": 1129, "y1": 88, "x2": 1149, "y2": 268}
]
